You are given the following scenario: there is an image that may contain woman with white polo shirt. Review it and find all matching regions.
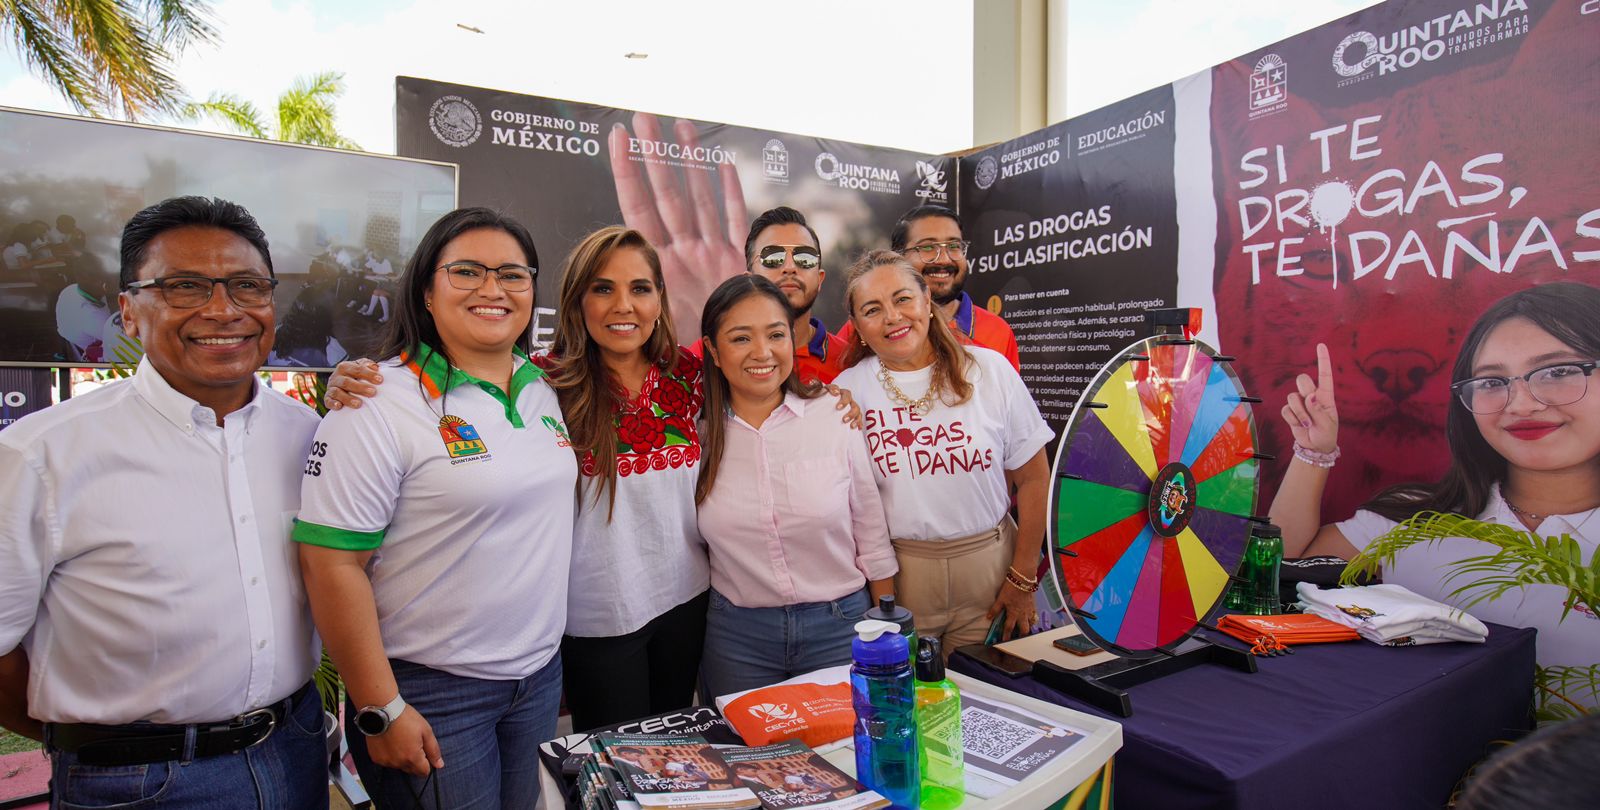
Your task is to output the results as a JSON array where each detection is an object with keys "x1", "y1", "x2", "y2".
[
  {"x1": 1270, "y1": 282, "x2": 1600, "y2": 674},
  {"x1": 295, "y1": 208, "x2": 577, "y2": 808}
]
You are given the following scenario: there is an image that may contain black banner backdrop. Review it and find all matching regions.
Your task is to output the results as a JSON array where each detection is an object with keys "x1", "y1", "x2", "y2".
[
  {"x1": 395, "y1": 77, "x2": 955, "y2": 339},
  {"x1": 0, "y1": 367, "x2": 53, "y2": 430},
  {"x1": 958, "y1": 85, "x2": 1180, "y2": 429}
]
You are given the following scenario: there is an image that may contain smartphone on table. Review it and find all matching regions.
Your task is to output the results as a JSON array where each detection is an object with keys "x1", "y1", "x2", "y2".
[{"x1": 1052, "y1": 634, "x2": 1101, "y2": 656}]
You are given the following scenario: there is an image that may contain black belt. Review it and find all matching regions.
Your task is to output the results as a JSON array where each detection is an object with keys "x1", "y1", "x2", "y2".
[{"x1": 48, "y1": 680, "x2": 316, "y2": 767}]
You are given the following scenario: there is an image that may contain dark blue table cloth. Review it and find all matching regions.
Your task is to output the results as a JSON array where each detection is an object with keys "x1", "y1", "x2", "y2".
[{"x1": 950, "y1": 623, "x2": 1536, "y2": 810}]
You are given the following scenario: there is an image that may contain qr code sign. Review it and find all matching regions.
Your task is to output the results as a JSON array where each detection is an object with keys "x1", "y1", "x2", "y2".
[{"x1": 960, "y1": 707, "x2": 1044, "y2": 763}]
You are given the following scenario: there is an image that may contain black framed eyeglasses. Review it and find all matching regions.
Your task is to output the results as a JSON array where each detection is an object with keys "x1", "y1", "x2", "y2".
[
  {"x1": 124, "y1": 275, "x2": 278, "y2": 308},
  {"x1": 756, "y1": 245, "x2": 821, "y2": 271},
  {"x1": 439, "y1": 261, "x2": 537, "y2": 292},
  {"x1": 900, "y1": 240, "x2": 970, "y2": 263},
  {"x1": 1450, "y1": 361, "x2": 1597, "y2": 414}
]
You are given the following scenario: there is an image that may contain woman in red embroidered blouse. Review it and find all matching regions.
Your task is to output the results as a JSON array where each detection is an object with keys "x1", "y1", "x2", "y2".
[{"x1": 535, "y1": 227, "x2": 711, "y2": 731}]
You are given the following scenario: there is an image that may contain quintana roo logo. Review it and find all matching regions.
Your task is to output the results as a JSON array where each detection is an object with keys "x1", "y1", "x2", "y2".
[
  {"x1": 747, "y1": 703, "x2": 797, "y2": 723},
  {"x1": 814, "y1": 152, "x2": 842, "y2": 182},
  {"x1": 438, "y1": 414, "x2": 488, "y2": 458},
  {"x1": 1332, "y1": 31, "x2": 1381, "y2": 78},
  {"x1": 1249, "y1": 54, "x2": 1287, "y2": 111},
  {"x1": 429, "y1": 95, "x2": 482, "y2": 147},
  {"x1": 762, "y1": 138, "x2": 789, "y2": 182}
]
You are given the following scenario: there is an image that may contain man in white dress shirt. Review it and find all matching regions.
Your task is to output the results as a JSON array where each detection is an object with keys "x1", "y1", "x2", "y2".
[{"x1": 0, "y1": 197, "x2": 327, "y2": 808}]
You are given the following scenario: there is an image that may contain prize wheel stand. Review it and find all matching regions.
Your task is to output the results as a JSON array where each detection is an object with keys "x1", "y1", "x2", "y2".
[{"x1": 1035, "y1": 309, "x2": 1266, "y2": 716}]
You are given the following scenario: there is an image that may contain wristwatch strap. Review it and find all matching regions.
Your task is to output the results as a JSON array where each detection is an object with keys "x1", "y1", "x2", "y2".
[{"x1": 379, "y1": 692, "x2": 407, "y2": 722}]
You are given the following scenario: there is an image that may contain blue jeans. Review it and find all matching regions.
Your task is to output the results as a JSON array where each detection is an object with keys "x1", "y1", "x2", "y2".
[
  {"x1": 47, "y1": 683, "x2": 328, "y2": 809},
  {"x1": 700, "y1": 587, "x2": 870, "y2": 701},
  {"x1": 348, "y1": 654, "x2": 562, "y2": 810}
]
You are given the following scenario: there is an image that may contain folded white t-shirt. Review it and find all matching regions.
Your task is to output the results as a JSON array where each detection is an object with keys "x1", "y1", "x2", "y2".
[{"x1": 1298, "y1": 583, "x2": 1489, "y2": 647}]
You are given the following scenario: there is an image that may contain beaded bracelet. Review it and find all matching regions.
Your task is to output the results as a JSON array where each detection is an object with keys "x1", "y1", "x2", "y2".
[
  {"x1": 1007, "y1": 565, "x2": 1038, "y2": 586},
  {"x1": 1293, "y1": 442, "x2": 1341, "y2": 468},
  {"x1": 1005, "y1": 569, "x2": 1040, "y2": 593}
]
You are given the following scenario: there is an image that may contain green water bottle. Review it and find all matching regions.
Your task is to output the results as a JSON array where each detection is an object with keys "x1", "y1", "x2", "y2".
[
  {"x1": 1245, "y1": 523, "x2": 1284, "y2": 615},
  {"x1": 915, "y1": 637, "x2": 964, "y2": 809}
]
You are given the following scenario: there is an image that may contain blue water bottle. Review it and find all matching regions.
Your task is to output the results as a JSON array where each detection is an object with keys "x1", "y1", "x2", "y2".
[{"x1": 852, "y1": 619, "x2": 919, "y2": 809}]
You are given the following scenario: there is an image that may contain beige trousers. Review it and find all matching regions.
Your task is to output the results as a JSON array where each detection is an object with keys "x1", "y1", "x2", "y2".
[{"x1": 891, "y1": 516, "x2": 1017, "y2": 657}]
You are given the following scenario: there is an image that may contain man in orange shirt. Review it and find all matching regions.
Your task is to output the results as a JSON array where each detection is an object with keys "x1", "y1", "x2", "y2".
[
  {"x1": 892, "y1": 204, "x2": 1020, "y2": 371},
  {"x1": 742, "y1": 206, "x2": 848, "y2": 383}
]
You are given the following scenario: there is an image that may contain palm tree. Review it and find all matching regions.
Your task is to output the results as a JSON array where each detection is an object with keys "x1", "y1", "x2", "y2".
[
  {"x1": 1, "y1": 0, "x2": 215, "y2": 118},
  {"x1": 185, "y1": 71, "x2": 360, "y2": 150}
]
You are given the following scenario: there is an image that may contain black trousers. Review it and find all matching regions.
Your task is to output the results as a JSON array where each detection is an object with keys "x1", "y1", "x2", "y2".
[{"x1": 561, "y1": 590, "x2": 709, "y2": 732}]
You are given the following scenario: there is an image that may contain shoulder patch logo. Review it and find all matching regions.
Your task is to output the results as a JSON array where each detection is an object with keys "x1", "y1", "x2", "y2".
[{"x1": 439, "y1": 414, "x2": 488, "y2": 458}]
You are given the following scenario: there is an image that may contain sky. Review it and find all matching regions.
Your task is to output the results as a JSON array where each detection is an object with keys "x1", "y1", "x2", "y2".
[{"x1": 0, "y1": 0, "x2": 1382, "y2": 156}]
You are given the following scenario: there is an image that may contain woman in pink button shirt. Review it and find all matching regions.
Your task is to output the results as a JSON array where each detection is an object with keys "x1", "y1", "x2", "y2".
[{"x1": 694, "y1": 275, "x2": 898, "y2": 700}]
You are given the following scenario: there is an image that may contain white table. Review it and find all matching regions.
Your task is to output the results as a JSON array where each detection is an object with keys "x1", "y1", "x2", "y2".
[{"x1": 537, "y1": 671, "x2": 1122, "y2": 809}]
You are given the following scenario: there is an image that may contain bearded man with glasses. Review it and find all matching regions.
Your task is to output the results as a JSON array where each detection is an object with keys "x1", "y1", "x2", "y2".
[
  {"x1": 840, "y1": 204, "x2": 1021, "y2": 372},
  {"x1": 0, "y1": 197, "x2": 328, "y2": 808}
]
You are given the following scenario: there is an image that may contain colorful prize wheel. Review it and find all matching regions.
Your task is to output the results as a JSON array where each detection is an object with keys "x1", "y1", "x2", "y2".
[{"x1": 1049, "y1": 337, "x2": 1261, "y2": 659}]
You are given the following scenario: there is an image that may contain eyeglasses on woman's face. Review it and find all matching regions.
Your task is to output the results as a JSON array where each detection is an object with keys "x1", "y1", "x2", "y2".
[
  {"x1": 1450, "y1": 361, "x2": 1597, "y2": 414},
  {"x1": 438, "y1": 261, "x2": 537, "y2": 292}
]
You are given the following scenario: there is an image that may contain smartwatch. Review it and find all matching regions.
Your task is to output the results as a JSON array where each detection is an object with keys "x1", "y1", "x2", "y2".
[{"x1": 354, "y1": 693, "x2": 408, "y2": 737}]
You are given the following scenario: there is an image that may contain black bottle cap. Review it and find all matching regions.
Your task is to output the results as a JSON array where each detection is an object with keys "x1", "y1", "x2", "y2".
[
  {"x1": 1251, "y1": 522, "x2": 1283, "y2": 538},
  {"x1": 915, "y1": 636, "x2": 944, "y2": 681},
  {"x1": 878, "y1": 595, "x2": 895, "y2": 613}
]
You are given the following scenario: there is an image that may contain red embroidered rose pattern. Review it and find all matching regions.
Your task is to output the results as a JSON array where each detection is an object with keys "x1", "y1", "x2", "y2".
[
  {"x1": 618, "y1": 412, "x2": 667, "y2": 450},
  {"x1": 652, "y1": 378, "x2": 692, "y2": 415},
  {"x1": 576, "y1": 348, "x2": 706, "y2": 478}
]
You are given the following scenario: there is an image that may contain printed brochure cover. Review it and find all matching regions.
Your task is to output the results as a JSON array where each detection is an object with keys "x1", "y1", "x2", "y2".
[
  {"x1": 721, "y1": 741, "x2": 888, "y2": 810},
  {"x1": 596, "y1": 733, "x2": 760, "y2": 810}
]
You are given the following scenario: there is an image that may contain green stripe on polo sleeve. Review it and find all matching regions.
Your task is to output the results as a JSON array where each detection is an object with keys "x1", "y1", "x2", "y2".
[{"x1": 292, "y1": 519, "x2": 385, "y2": 551}]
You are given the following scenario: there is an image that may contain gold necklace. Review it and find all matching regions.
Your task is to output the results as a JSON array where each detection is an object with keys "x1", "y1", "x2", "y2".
[
  {"x1": 1504, "y1": 499, "x2": 1546, "y2": 520},
  {"x1": 878, "y1": 364, "x2": 938, "y2": 415}
]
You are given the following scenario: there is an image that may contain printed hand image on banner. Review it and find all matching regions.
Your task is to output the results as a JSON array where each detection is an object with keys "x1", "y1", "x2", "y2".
[
  {"x1": 1209, "y1": 0, "x2": 1598, "y2": 519},
  {"x1": 959, "y1": 85, "x2": 1180, "y2": 431},
  {"x1": 0, "y1": 108, "x2": 457, "y2": 370},
  {"x1": 397, "y1": 77, "x2": 953, "y2": 341}
]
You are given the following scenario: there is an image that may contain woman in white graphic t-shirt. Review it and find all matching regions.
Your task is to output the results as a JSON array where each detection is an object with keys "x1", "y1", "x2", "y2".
[
  {"x1": 832, "y1": 250, "x2": 1055, "y2": 653},
  {"x1": 1269, "y1": 281, "x2": 1600, "y2": 671}
]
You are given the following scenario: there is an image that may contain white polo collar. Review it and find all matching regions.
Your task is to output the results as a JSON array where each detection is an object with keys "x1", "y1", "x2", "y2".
[
  {"x1": 1488, "y1": 483, "x2": 1597, "y2": 536},
  {"x1": 132, "y1": 355, "x2": 262, "y2": 434}
]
